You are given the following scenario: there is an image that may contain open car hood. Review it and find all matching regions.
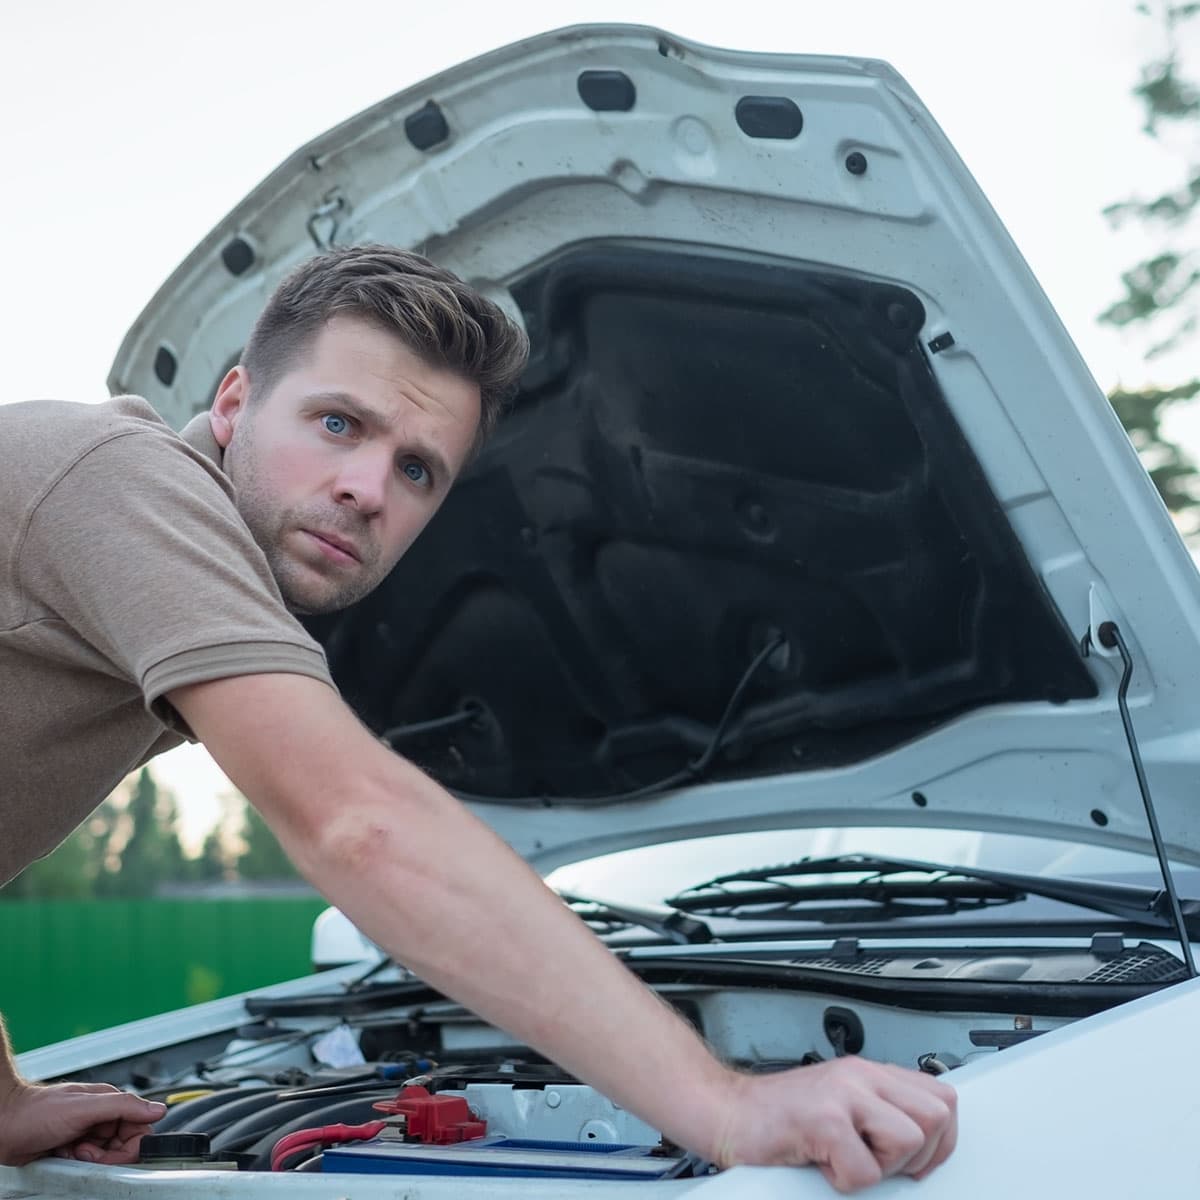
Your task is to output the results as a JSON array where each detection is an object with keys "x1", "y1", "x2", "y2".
[{"x1": 111, "y1": 25, "x2": 1200, "y2": 872}]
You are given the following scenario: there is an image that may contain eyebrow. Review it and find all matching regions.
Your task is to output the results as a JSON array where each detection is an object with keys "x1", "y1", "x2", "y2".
[{"x1": 303, "y1": 390, "x2": 453, "y2": 484}]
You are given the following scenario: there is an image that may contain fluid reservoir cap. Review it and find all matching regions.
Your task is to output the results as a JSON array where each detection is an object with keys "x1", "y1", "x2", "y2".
[{"x1": 139, "y1": 1133, "x2": 211, "y2": 1161}]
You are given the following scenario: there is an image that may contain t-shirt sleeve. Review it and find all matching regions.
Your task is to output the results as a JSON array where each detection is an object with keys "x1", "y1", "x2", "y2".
[{"x1": 17, "y1": 426, "x2": 335, "y2": 734}]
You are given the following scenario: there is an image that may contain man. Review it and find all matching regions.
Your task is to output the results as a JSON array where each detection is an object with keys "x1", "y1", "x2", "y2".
[{"x1": 0, "y1": 245, "x2": 956, "y2": 1192}]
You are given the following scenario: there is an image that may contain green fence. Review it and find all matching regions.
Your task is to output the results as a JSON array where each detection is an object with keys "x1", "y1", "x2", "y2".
[{"x1": 0, "y1": 898, "x2": 328, "y2": 1053}]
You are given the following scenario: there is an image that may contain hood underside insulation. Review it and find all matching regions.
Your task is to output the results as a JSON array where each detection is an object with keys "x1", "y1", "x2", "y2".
[{"x1": 309, "y1": 244, "x2": 1097, "y2": 803}]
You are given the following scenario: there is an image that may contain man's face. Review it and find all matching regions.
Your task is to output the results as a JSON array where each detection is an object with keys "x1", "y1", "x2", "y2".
[{"x1": 210, "y1": 315, "x2": 482, "y2": 614}]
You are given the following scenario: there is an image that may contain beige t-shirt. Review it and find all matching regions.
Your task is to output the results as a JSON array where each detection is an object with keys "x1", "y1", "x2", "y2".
[{"x1": 0, "y1": 395, "x2": 334, "y2": 887}]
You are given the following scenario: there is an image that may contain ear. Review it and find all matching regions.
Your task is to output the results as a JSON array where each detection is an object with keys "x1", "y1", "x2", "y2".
[{"x1": 209, "y1": 365, "x2": 251, "y2": 450}]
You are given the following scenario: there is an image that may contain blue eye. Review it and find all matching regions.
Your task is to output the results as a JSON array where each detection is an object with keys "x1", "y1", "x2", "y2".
[
  {"x1": 321, "y1": 413, "x2": 350, "y2": 435},
  {"x1": 402, "y1": 460, "x2": 431, "y2": 487}
]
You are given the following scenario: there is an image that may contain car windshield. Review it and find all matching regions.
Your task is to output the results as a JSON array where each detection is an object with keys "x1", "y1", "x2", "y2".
[{"x1": 545, "y1": 826, "x2": 1187, "y2": 909}]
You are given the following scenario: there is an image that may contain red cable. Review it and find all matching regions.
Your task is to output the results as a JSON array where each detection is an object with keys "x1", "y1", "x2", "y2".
[{"x1": 270, "y1": 1120, "x2": 387, "y2": 1171}]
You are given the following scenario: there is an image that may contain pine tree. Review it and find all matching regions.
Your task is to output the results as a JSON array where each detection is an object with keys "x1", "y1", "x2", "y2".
[
  {"x1": 0, "y1": 824, "x2": 94, "y2": 899},
  {"x1": 100, "y1": 768, "x2": 189, "y2": 897},
  {"x1": 196, "y1": 829, "x2": 230, "y2": 883},
  {"x1": 0, "y1": 798, "x2": 120, "y2": 900},
  {"x1": 1103, "y1": 2, "x2": 1200, "y2": 532}
]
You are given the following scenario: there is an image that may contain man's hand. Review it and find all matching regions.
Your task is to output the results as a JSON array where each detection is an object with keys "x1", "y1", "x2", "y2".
[
  {"x1": 0, "y1": 1081, "x2": 167, "y2": 1167},
  {"x1": 710, "y1": 1057, "x2": 957, "y2": 1193}
]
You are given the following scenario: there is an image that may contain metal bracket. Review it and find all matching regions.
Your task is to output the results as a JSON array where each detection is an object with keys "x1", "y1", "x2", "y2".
[
  {"x1": 1083, "y1": 582, "x2": 1122, "y2": 659},
  {"x1": 306, "y1": 190, "x2": 347, "y2": 250}
]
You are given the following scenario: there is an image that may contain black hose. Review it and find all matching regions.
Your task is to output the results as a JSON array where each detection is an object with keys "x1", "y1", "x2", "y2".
[
  {"x1": 242, "y1": 1092, "x2": 398, "y2": 1171},
  {"x1": 154, "y1": 1086, "x2": 278, "y2": 1134},
  {"x1": 210, "y1": 1091, "x2": 390, "y2": 1155}
]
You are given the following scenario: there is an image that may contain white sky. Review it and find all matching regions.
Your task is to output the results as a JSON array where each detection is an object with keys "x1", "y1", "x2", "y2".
[{"x1": 2, "y1": 0, "x2": 1193, "y2": 848}]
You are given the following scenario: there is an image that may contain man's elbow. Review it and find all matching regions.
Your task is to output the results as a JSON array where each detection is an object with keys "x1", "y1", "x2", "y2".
[
  {"x1": 278, "y1": 798, "x2": 389, "y2": 884},
  {"x1": 288, "y1": 774, "x2": 436, "y2": 882},
  {"x1": 313, "y1": 813, "x2": 396, "y2": 878},
  {"x1": 256, "y1": 752, "x2": 458, "y2": 894}
]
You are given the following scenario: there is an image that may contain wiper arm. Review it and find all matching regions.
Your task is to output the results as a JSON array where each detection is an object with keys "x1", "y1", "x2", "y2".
[
  {"x1": 669, "y1": 854, "x2": 1200, "y2": 935},
  {"x1": 557, "y1": 891, "x2": 714, "y2": 945}
]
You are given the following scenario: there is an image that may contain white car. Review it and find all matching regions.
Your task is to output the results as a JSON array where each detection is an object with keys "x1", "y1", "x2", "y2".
[{"x1": 7, "y1": 22, "x2": 1200, "y2": 1197}]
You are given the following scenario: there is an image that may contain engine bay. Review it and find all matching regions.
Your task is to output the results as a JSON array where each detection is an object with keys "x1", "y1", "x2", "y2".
[{"x1": 53, "y1": 938, "x2": 1182, "y2": 1181}]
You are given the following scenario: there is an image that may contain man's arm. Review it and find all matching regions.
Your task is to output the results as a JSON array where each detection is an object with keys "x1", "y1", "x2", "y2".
[
  {"x1": 1, "y1": 1015, "x2": 15, "y2": 1096},
  {"x1": 169, "y1": 673, "x2": 956, "y2": 1193},
  {"x1": 0, "y1": 1014, "x2": 166, "y2": 1167}
]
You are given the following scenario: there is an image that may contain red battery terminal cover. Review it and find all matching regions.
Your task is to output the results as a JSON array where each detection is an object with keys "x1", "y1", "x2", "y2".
[{"x1": 372, "y1": 1085, "x2": 487, "y2": 1144}]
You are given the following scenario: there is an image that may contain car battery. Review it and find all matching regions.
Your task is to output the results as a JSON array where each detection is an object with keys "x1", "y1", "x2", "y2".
[{"x1": 322, "y1": 1136, "x2": 678, "y2": 1180}]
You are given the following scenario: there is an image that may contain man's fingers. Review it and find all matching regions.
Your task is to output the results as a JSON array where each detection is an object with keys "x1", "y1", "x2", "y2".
[
  {"x1": 72, "y1": 1122, "x2": 156, "y2": 1163},
  {"x1": 874, "y1": 1072, "x2": 957, "y2": 1177},
  {"x1": 70, "y1": 1091, "x2": 166, "y2": 1128},
  {"x1": 61, "y1": 1083, "x2": 121, "y2": 1096},
  {"x1": 72, "y1": 1136, "x2": 146, "y2": 1166},
  {"x1": 115, "y1": 1118, "x2": 156, "y2": 1142},
  {"x1": 810, "y1": 1063, "x2": 957, "y2": 1191},
  {"x1": 0, "y1": 1082, "x2": 167, "y2": 1167},
  {"x1": 854, "y1": 1100, "x2": 926, "y2": 1178},
  {"x1": 59, "y1": 1092, "x2": 165, "y2": 1162},
  {"x1": 910, "y1": 1102, "x2": 958, "y2": 1179},
  {"x1": 104, "y1": 1128, "x2": 153, "y2": 1166},
  {"x1": 814, "y1": 1118, "x2": 883, "y2": 1195},
  {"x1": 694, "y1": 1057, "x2": 958, "y2": 1186}
]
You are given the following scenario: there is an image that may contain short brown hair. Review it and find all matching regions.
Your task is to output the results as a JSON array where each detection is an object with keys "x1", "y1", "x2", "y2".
[{"x1": 242, "y1": 244, "x2": 528, "y2": 444}]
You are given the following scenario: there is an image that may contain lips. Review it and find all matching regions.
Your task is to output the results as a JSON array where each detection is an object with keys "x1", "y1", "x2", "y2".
[{"x1": 304, "y1": 529, "x2": 361, "y2": 564}]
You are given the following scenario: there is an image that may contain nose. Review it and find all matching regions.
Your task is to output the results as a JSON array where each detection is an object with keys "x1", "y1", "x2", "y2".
[{"x1": 332, "y1": 448, "x2": 390, "y2": 517}]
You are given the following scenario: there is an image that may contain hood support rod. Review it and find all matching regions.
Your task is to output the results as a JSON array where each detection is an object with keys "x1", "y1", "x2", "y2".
[{"x1": 1088, "y1": 621, "x2": 1197, "y2": 978}]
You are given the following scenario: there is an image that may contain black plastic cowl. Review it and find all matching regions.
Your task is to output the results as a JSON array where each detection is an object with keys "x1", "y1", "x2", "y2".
[{"x1": 139, "y1": 1132, "x2": 211, "y2": 1161}]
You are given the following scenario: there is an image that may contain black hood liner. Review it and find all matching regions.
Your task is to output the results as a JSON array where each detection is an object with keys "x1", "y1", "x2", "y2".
[{"x1": 308, "y1": 245, "x2": 1097, "y2": 803}]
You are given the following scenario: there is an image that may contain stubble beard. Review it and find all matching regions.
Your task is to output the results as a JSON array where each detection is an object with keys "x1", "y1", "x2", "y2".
[
  {"x1": 259, "y1": 516, "x2": 383, "y2": 615},
  {"x1": 227, "y1": 429, "x2": 386, "y2": 616}
]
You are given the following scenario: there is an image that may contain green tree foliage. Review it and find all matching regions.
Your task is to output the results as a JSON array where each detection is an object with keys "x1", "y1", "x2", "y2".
[
  {"x1": 0, "y1": 770, "x2": 302, "y2": 900},
  {"x1": 0, "y1": 818, "x2": 102, "y2": 900},
  {"x1": 0, "y1": 768, "x2": 197, "y2": 901},
  {"x1": 94, "y1": 768, "x2": 189, "y2": 898},
  {"x1": 1104, "y1": 2, "x2": 1200, "y2": 527},
  {"x1": 195, "y1": 828, "x2": 232, "y2": 883},
  {"x1": 236, "y1": 803, "x2": 299, "y2": 881},
  {"x1": 1110, "y1": 380, "x2": 1200, "y2": 515}
]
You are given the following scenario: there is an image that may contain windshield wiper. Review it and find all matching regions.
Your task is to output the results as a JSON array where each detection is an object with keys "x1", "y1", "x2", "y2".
[
  {"x1": 667, "y1": 854, "x2": 1200, "y2": 934},
  {"x1": 558, "y1": 892, "x2": 714, "y2": 945}
]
